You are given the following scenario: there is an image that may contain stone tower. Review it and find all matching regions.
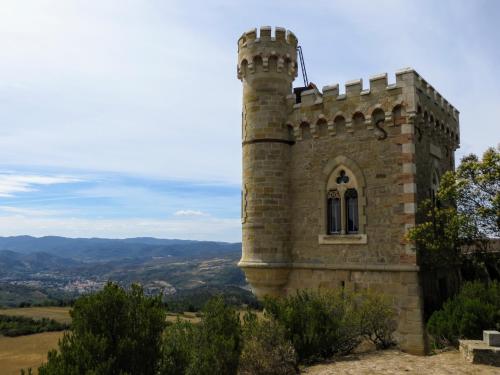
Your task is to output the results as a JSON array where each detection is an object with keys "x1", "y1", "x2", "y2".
[
  {"x1": 237, "y1": 27, "x2": 297, "y2": 297},
  {"x1": 236, "y1": 26, "x2": 460, "y2": 355}
]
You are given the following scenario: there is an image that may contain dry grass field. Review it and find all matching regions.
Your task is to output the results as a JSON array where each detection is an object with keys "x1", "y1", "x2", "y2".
[
  {"x1": 0, "y1": 306, "x2": 72, "y2": 324},
  {"x1": 0, "y1": 331, "x2": 63, "y2": 375},
  {"x1": 0, "y1": 307, "x2": 70, "y2": 374},
  {"x1": 0, "y1": 306, "x2": 203, "y2": 373}
]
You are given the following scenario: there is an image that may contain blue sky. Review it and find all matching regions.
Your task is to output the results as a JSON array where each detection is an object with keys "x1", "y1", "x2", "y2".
[{"x1": 0, "y1": 0, "x2": 499, "y2": 241}]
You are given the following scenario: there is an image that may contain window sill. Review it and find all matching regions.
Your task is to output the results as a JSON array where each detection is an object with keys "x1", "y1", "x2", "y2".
[{"x1": 318, "y1": 234, "x2": 367, "y2": 245}]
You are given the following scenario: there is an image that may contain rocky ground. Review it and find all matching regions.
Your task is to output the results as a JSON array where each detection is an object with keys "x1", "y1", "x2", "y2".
[{"x1": 303, "y1": 349, "x2": 499, "y2": 375}]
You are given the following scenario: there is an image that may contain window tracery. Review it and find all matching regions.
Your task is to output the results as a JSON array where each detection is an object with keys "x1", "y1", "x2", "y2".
[
  {"x1": 326, "y1": 169, "x2": 360, "y2": 235},
  {"x1": 320, "y1": 156, "x2": 367, "y2": 244}
]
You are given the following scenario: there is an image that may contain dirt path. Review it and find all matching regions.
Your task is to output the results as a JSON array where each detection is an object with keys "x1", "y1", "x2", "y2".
[{"x1": 303, "y1": 349, "x2": 500, "y2": 375}]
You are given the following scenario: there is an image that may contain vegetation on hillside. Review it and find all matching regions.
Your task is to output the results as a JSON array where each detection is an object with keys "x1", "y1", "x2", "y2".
[
  {"x1": 0, "y1": 315, "x2": 68, "y2": 337},
  {"x1": 0, "y1": 237, "x2": 246, "y2": 308},
  {"x1": 164, "y1": 285, "x2": 260, "y2": 313}
]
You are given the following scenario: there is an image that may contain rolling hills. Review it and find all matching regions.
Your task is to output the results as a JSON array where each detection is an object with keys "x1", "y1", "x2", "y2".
[{"x1": 0, "y1": 236, "x2": 252, "y2": 308}]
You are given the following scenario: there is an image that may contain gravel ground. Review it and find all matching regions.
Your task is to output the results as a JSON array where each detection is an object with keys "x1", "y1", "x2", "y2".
[{"x1": 303, "y1": 349, "x2": 500, "y2": 375}]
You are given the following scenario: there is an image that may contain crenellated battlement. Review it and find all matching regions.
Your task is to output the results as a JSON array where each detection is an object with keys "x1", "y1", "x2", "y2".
[
  {"x1": 396, "y1": 68, "x2": 459, "y2": 119},
  {"x1": 300, "y1": 69, "x2": 458, "y2": 117},
  {"x1": 238, "y1": 26, "x2": 298, "y2": 49},
  {"x1": 287, "y1": 68, "x2": 459, "y2": 147},
  {"x1": 237, "y1": 26, "x2": 298, "y2": 81}
]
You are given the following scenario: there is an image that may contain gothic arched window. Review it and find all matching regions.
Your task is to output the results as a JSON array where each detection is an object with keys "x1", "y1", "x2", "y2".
[
  {"x1": 327, "y1": 189, "x2": 341, "y2": 234},
  {"x1": 324, "y1": 168, "x2": 361, "y2": 236},
  {"x1": 345, "y1": 188, "x2": 359, "y2": 233},
  {"x1": 320, "y1": 157, "x2": 367, "y2": 244}
]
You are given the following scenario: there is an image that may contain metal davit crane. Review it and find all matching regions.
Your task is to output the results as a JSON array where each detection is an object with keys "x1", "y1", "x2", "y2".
[{"x1": 297, "y1": 45, "x2": 308, "y2": 87}]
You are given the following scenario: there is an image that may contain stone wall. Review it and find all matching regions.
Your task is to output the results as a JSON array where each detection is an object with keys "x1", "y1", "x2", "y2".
[
  {"x1": 286, "y1": 269, "x2": 425, "y2": 353},
  {"x1": 282, "y1": 70, "x2": 429, "y2": 354}
]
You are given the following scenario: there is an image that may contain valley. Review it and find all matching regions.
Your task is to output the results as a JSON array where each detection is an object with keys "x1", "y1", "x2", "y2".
[{"x1": 0, "y1": 236, "x2": 254, "y2": 309}]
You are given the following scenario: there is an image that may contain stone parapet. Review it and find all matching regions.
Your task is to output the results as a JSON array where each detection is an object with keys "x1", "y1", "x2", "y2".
[{"x1": 237, "y1": 26, "x2": 298, "y2": 82}]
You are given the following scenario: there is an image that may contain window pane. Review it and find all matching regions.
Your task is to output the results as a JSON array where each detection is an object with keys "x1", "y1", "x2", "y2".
[
  {"x1": 327, "y1": 190, "x2": 341, "y2": 234},
  {"x1": 345, "y1": 189, "x2": 358, "y2": 233}
]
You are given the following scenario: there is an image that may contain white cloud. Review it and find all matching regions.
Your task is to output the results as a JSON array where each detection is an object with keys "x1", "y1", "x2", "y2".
[
  {"x1": 0, "y1": 0, "x2": 241, "y2": 183},
  {"x1": 174, "y1": 210, "x2": 209, "y2": 217},
  {"x1": 0, "y1": 0, "x2": 496, "y2": 185},
  {"x1": 0, "y1": 206, "x2": 66, "y2": 217},
  {"x1": 0, "y1": 174, "x2": 81, "y2": 197}
]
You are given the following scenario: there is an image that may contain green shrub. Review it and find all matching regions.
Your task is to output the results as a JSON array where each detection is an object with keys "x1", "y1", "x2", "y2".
[
  {"x1": 238, "y1": 311, "x2": 297, "y2": 375},
  {"x1": 427, "y1": 281, "x2": 500, "y2": 346},
  {"x1": 357, "y1": 292, "x2": 397, "y2": 349},
  {"x1": 38, "y1": 282, "x2": 167, "y2": 375},
  {"x1": 160, "y1": 320, "x2": 195, "y2": 375},
  {"x1": 264, "y1": 289, "x2": 396, "y2": 363},
  {"x1": 264, "y1": 290, "x2": 396, "y2": 363},
  {"x1": 186, "y1": 296, "x2": 242, "y2": 375},
  {"x1": 0, "y1": 315, "x2": 69, "y2": 337}
]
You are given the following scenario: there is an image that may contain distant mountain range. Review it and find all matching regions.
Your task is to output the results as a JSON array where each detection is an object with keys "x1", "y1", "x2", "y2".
[
  {"x1": 0, "y1": 236, "x2": 241, "y2": 261},
  {"x1": 0, "y1": 236, "x2": 250, "y2": 308}
]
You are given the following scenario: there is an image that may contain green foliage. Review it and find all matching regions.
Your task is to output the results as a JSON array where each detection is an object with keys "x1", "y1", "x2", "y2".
[
  {"x1": 38, "y1": 282, "x2": 166, "y2": 375},
  {"x1": 159, "y1": 296, "x2": 242, "y2": 375},
  {"x1": 238, "y1": 311, "x2": 298, "y2": 375},
  {"x1": 407, "y1": 172, "x2": 473, "y2": 269},
  {"x1": 357, "y1": 292, "x2": 397, "y2": 349},
  {"x1": 0, "y1": 283, "x2": 72, "y2": 308},
  {"x1": 164, "y1": 285, "x2": 261, "y2": 313},
  {"x1": 408, "y1": 146, "x2": 500, "y2": 275},
  {"x1": 427, "y1": 281, "x2": 500, "y2": 347},
  {"x1": 186, "y1": 296, "x2": 242, "y2": 375},
  {"x1": 454, "y1": 147, "x2": 500, "y2": 238},
  {"x1": 264, "y1": 289, "x2": 396, "y2": 363},
  {"x1": 0, "y1": 314, "x2": 68, "y2": 337},
  {"x1": 160, "y1": 320, "x2": 195, "y2": 375},
  {"x1": 28, "y1": 286, "x2": 396, "y2": 374}
]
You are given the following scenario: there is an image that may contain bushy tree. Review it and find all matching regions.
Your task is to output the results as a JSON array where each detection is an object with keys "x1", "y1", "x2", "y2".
[
  {"x1": 38, "y1": 282, "x2": 166, "y2": 375},
  {"x1": 408, "y1": 146, "x2": 500, "y2": 279},
  {"x1": 455, "y1": 147, "x2": 500, "y2": 239},
  {"x1": 357, "y1": 292, "x2": 397, "y2": 349},
  {"x1": 238, "y1": 311, "x2": 297, "y2": 375},
  {"x1": 264, "y1": 289, "x2": 395, "y2": 363},
  {"x1": 186, "y1": 296, "x2": 242, "y2": 375},
  {"x1": 427, "y1": 281, "x2": 500, "y2": 346},
  {"x1": 160, "y1": 321, "x2": 195, "y2": 375}
]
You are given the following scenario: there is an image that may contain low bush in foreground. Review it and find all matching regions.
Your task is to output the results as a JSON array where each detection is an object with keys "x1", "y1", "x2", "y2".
[
  {"x1": 33, "y1": 284, "x2": 397, "y2": 374},
  {"x1": 238, "y1": 311, "x2": 298, "y2": 375},
  {"x1": 160, "y1": 296, "x2": 242, "y2": 375},
  {"x1": 38, "y1": 282, "x2": 167, "y2": 375},
  {"x1": 427, "y1": 281, "x2": 500, "y2": 347},
  {"x1": 0, "y1": 314, "x2": 69, "y2": 337},
  {"x1": 264, "y1": 289, "x2": 396, "y2": 363},
  {"x1": 183, "y1": 296, "x2": 242, "y2": 375}
]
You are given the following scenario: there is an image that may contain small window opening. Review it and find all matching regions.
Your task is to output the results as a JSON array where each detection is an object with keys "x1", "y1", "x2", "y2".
[{"x1": 345, "y1": 188, "x2": 359, "y2": 233}]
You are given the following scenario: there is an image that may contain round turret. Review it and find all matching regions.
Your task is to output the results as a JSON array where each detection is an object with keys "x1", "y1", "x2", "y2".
[{"x1": 237, "y1": 27, "x2": 297, "y2": 297}]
